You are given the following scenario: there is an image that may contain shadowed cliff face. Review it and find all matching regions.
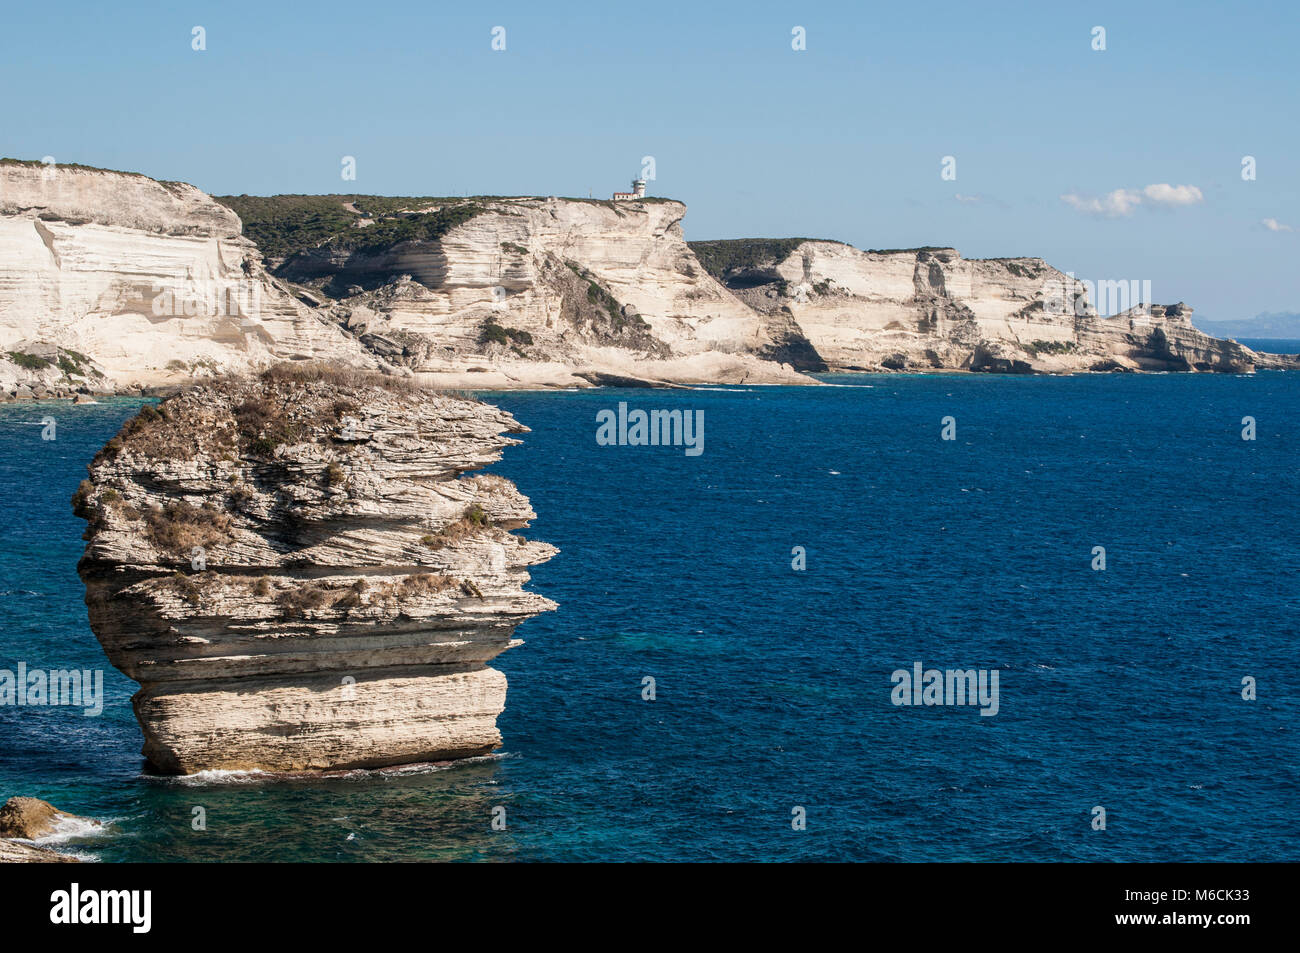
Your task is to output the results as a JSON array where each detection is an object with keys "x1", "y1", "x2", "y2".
[{"x1": 72, "y1": 365, "x2": 556, "y2": 774}]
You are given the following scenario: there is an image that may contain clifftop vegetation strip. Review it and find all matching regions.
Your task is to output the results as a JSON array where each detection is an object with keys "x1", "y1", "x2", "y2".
[
  {"x1": 688, "y1": 238, "x2": 838, "y2": 281},
  {"x1": 214, "y1": 194, "x2": 492, "y2": 261},
  {"x1": 217, "y1": 194, "x2": 684, "y2": 263}
]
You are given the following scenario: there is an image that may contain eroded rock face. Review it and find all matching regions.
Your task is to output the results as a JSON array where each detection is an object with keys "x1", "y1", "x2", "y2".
[
  {"x1": 7, "y1": 160, "x2": 1292, "y2": 388},
  {"x1": 0, "y1": 163, "x2": 380, "y2": 393},
  {"x1": 73, "y1": 366, "x2": 556, "y2": 774},
  {"x1": 0, "y1": 797, "x2": 93, "y2": 862},
  {"x1": 703, "y1": 241, "x2": 1300, "y2": 374},
  {"x1": 0, "y1": 840, "x2": 80, "y2": 862},
  {"x1": 0, "y1": 796, "x2": 68, "y2": 839},
  {"x1": 279, "y1": 197, "x2": 814, "y2": 387}
]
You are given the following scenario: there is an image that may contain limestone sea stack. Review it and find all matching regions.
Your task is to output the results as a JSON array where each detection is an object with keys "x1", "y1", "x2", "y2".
[{"x1": 72, "y1": 365, "x2": 556, "y2": 774}]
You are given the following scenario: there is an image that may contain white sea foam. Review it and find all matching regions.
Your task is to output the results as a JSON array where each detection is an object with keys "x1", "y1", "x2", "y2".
[
  {"x1": 147, "y1": 768, "x2": 273, "y2": 786},
  {"x1": 33, "y1": 813, "x2": 115, "y2": 846},
  {"x1": 145, "y1": 755, "x2": 504, "y2": 786}
]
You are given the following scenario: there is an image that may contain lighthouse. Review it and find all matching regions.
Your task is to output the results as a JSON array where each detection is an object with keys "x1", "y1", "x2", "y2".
[{"x1": 612, "y1": 178, "x2": 647, "y2": 201}]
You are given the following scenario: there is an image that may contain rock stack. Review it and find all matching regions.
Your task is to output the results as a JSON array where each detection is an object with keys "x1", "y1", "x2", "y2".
[{"x1": 73, "y1": 365, "x2": 556, "y2": 774}]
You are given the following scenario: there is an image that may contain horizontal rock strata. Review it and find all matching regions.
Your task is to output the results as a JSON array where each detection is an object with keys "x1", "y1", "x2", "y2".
[
  {"x1": 73, "y1": 365, "x2": 556, "y2": 773},
  {"x1": 258, "y1": 195, "x2": 813, "y2": 387},
  {"x1": 4, "y1": 161, "x2": 1294, "y2": 390},
  {"x1": 697, "y1": 241, "x2": 1296, "y2": 374},
  {"x1": 0, "y1": 162, "x2": 379, "y2": 396}
]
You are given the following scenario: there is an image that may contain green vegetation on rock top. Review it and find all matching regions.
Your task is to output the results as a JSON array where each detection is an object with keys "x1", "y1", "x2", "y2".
[
  {"x1": 688, "y1": 238, "x2": 841, "y2": 279},
  {"x1": 215, "y1": 194, "x2": 489, "y2": 261},
  {"x1": 1, "y1": 157, "x2": 152, "y2": 178}
]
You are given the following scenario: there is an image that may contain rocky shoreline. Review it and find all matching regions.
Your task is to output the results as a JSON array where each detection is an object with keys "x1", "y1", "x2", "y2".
[{"x1": 0, "y1": 796, "x2": 97, "y2": 863}]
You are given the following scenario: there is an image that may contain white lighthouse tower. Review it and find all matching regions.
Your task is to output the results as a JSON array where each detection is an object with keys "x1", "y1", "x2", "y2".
[{"x1": 613, "y1": 177, "x2": 647, "y2": 201}]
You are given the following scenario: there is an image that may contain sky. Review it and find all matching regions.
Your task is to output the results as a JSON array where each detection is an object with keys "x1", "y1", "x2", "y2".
[{"x1": 2, "y1": 0, "x2": 1297, "y2": 320}]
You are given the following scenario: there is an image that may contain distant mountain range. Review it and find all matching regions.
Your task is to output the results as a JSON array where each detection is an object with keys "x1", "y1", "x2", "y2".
[{"x1": 1193, "y1": 312, "x2": 1300, "y2": 340}]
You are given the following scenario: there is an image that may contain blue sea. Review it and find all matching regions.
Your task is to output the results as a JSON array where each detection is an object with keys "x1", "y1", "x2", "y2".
[
  {"x1": 1, "y1": 372, "x2": 1296, "y2": 862},
  {"x1": 1240, "y1": 338, "x2": 1300, "y2": 354}
]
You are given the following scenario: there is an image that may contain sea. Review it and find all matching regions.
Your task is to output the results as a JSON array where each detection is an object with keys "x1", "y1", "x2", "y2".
[{"x1": 0, "y1": 369, "x2": 1296, "y2": 861}]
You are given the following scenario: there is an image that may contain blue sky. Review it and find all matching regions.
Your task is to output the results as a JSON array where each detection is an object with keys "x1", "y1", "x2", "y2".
[{"x1": 2, "y1": 0, "x2": 1297, "y2": 320}]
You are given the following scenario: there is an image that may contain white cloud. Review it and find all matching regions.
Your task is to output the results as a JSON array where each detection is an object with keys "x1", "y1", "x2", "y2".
[
  {"x1": 1142, "y1": 183, "x2": 1203, "y2": 207},
  {"x1": 1061, "y1": 183, "x2": 1203, "y2": 217},
  {"x1": 1061, "y1": 188, "x2": 1143, "y2": 217},
  {"x1": 954, "y1": 193, "x2": 981, "y2": 204},
  {"x1": 1262, "y1": 217, "x2": 1293, "y2": 232}
]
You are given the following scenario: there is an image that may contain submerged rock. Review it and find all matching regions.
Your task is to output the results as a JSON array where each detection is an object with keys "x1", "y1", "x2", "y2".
[{"x1": 73, "y1": 365, "x2": 556, "y2": 774}]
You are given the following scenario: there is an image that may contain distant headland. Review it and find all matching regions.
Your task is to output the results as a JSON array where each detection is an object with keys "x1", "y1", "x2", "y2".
[{"x1": 2, "y1": 157, "x2": 1295, "y2": 400}]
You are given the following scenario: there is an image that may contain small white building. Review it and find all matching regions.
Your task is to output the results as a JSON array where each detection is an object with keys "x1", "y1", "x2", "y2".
[{"x1": 612, "y1": 178, "x2": 647, "y2": 201}]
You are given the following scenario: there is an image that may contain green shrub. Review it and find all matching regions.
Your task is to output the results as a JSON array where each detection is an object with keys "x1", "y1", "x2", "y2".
[
  {"x1": 1024, "y1": 340, "x2": 1078, "y2": 356},
  {"x1": 7, "y1": 351, "x2": 50, "y2": 371},
  {"x1": 424, "y1": 503, "x2": 493, "y2": 547},
  {"x1": 479, "y1": 322, "x2": 533, "y2": 347},
  {"x1": 70, "y1": 480, "x2": 95, "y2": 517},
  {"x1": 214, "y1": 194, "x2": 484, "y2": 262},
  {"x1": 688, "y1": 238, "x2": 838, "y2": 280},
  {"x1": 479, "y1": 323, "x2": 510, "y2": 346}
]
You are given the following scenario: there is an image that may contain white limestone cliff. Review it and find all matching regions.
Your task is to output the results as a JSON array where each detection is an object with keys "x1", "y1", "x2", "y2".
[
  {"x1": 708, "y1": 240, "x2": 1289, "y2": 374},
  {"x1": 275, "y1": 196, "x2": 812, "y2": 388},
  {"x1": 0, "y1": 162, "x2": 379, "y2": 396},
  {"x1": 3, "y1": 160, "x2": 1293, "y2": 393}
]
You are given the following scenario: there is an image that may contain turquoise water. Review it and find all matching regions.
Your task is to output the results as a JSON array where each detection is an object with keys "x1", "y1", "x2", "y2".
[{"x1": 0, "y1": 374, "x2": 1296, "y2": 861}]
